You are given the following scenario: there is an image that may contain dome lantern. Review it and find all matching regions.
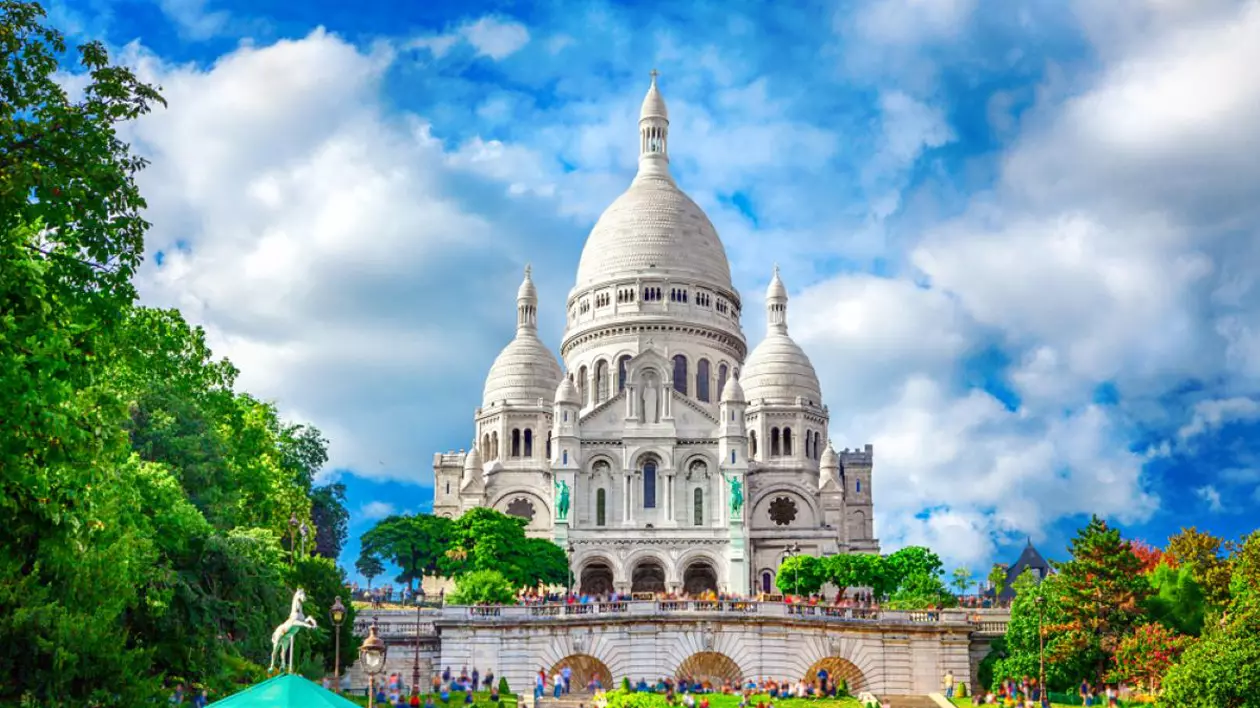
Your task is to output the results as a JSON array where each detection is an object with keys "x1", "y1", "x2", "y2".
[{"x1": 637, "y1": 70, "x2": 671, "y2": 180}]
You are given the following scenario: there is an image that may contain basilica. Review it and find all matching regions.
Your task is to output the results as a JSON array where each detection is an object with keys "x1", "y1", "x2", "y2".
[{"x1": 432, "y1": 74, "x2": 879, "y2": 597}]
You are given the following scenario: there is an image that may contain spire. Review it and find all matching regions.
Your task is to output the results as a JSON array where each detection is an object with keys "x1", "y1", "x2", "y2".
[
  {"x1": 766, "y1": 265, "x2": 788, "y2": 334},
  {"x1": 517, "y1": 264, "x2": 538, "y2": 332},
  {"x1": 637, "y1": 69, "x2": 670, "y2": 180}
]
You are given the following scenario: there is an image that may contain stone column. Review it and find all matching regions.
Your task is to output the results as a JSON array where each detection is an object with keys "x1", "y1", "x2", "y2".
[
  {"x1": 665, "y1": 473, "x2": 677, "y2": 525},
  {"x1": 623, "y1": 473, "x2": 634, "y2": 525}
]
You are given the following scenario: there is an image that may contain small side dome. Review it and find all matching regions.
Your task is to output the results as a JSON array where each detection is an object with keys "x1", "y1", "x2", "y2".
[
  {"x1": 741, "y1": 334, "x2": 823, "y2": 405},
  {"x1": 461, "y1": 443, "x2": 484, "y2": 491},
  {"x1": 555, "y1": 376, "x2": 580, "y2": 405},
  {"x1": 482, "y1": 337, "x2": 563, "y2": 409},
  {"x1": 463, "y1": 443, "x2": 483, "y2": 472},
  {"x1": 719, "y1": 374, "x2": 745, "y2": 404}
]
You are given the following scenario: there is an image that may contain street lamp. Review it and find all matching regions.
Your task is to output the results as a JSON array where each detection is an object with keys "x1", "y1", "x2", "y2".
[
  {"x1": 289, "y1": 514, "x2": 300, "y2": 562},
  {"x1": 1035, "y1": 595, "x2": 1046, "y2": 699},
  {"x1": 330, "y1": 596, "x2": 346, "y2": 693},
  {"x1": 299, "y1": 522, "x2": 310, "y2": 558},
  {"x1": 360, "y1": 623, "x2": 388, "y2": 708},
  {"x1": 567, "y1": 542, "x2": 576, "y2": 597},
  {"x1": 411, "y1": 597, "x2": 424, "y2": 697}
]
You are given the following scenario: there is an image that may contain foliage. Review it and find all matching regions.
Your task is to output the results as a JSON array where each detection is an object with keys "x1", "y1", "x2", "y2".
[
  {"x1": 827, "y1": 552, "x2": 887, "y2": 597},
  {"x1": 885, "y1": 569, "x2": 956, "y2": 610},
  {"x1": 1143, "y1": 562, "x2": 1205, "y2": 636},
  {"x1": 950, "y1": 567, "x2": 972, "y2": 595},
  {"x1": 1107, "y1": 623, "x2": 1192, "y2": 693},
  {"x1": 600, "y1": 688, "x2": 671, "y2": 708},
  {"x1": 988, "y1": 564, "x2": 1009, "y2": 600},
  {"x1": 992, "y1": 570, "x2": 1095, "y2": 692},
  {"x1": 355, "y1": 553, "x2": 386, "y2": 588},
  {"x1": 311, "y1": 482, "x2": 350, "y2": 559},
  {"x1": 882, "y1": 546, "x2": 944, "y2": 593},
  {"x1": 499, "y1": 676, "x2": 511, "y2": 695},
  {"x1": 1130, "y1": 540, "x2": 1170, "y2": 574},
  {"x1": 448, "y1": 570, "x2": 517, "y2": 606},
  {"x1": 776, "y1": 554, "x2": 828, "y2": 595},
  {"x1": 361, "y1": 513, "x2": 455, "y2": 589},
  {"x1": 1159, "y1": 531, "x2": 1260, "y2": 708},
  {"x1": 1166, "y1": 527, "x2": 1234, "y2": 609},
  {"x1": 520, "y1": 536, "x2": 571, "y2": 588},
  {"x1": 290, "y1": 556, "x2": 361, "y2": 676},
  {"x1": 442, "y1": 508, "x2": 567, "y2": 588},
  {"x1": 1050, "y1": 516, "x2": 1150, "y2": 683}
]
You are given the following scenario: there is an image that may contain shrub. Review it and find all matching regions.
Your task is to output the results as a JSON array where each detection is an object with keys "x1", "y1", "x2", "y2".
[{"x1": 498, "y1": 677, "x2": 510, "y2": 695}]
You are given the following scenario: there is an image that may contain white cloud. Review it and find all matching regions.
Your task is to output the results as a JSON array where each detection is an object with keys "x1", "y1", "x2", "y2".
[
  {"x1": 409, "y1": 16, "x2": 530, "y2": 61},
  {"x1": 155, "y1": 0, "x2": 230, "y2": 40},
  {"x1": 359, "y1": 501, "x2": 398, "y2": 521},
  {"x1": 1195, "y1": 485, "x2": 1224, "y2": 513},
  {"x1": 851, "y1": 0, "x2": 977, "y2": 46},
  {"x1": 1178, "y1": 397, "x2": 1260, "y2": 441}
]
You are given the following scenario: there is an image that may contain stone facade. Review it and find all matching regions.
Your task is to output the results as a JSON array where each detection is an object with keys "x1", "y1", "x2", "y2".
[{"x1": 431, "y1": 74, "x2": 878, "y2": 596}]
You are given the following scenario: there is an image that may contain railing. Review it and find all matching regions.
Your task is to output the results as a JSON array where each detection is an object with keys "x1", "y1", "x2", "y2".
[{"x1": 354, "y1": 602, "x2": 1012, "y2": 637}]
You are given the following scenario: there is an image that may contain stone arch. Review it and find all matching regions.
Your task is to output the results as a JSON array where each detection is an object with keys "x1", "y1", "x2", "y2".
[
  {"x1": 682, "y1": 559, "x2": 719, "y2": 595},
  {"x1": 549, "y1": 655, "x2": 613, "y2": 690},
  {"x1": 579, "y1": 557, "x2": 616, "y2": 596},
  {"x1": 750, "y1": 485, "x2": 820, "y2": 529},
  {"x1": 675, "y1": 652, "x2": 742, "y2": 686},
  {"x1": 625, "y1": 549, "x2": 671, "y2": 593},
  {"x1": 803, "y1": 657, "x2": 868, "y2": 694}
]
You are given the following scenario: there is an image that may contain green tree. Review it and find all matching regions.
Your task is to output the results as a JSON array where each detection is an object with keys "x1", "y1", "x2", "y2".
[
  {"x1": 443, "y1": 507, "x2": 555, "y2": 588},
  {"x1": 356, "y1": 553, "x2": 386, "y2": 589},
  {"x1": 883, "y1": 546, "x2": 944, "y2": 594},
  {"x1": 361, "y1": 513, "x2": 455, "y2": 590},
  {"x1": 0, "y1": 2, "x2": 166, "y2": 702},
  {"x1": 310, "y1": 482, "x2": 350, "y2": 559},
  {"x1": 448, "y1": 569, "x2": 517, "y2": 606},
  {"x1": 1159, "y1": 531, "x2": 1260, "y2": 707},
  {"x1": 951, "y1": 566, "x2": 972, "y2": 596},
  {"x1": 886, "y1": 569, "x2": 956, "y2": 610},
  {"x1": 988, "y1": 563, "x2": 1009, "y2": 600},
  {"x1": 825, "y1": 553, "x2": 874, "y2": 598},
  {"x1": 991, "y1": 570, "x2": 1094, "y2": 691},
  {"x1": 520, "y1": 536, "x2": 571, "y2": 589},
  {"x1": 775, "y1": 555, "x2": 827, "y2": 595},
  {"x1": 1144, "y1": 562, "x2": 1206, "y2": 636},
  {"x1": 289, "y1": 556, "x2": 361, "y2": 677},
  {"x1": 1166, "y1": 526, "x2": 1234, "y2": 609},
  {"x1": 1051, "y1": 516, "x2": 1150, "y2": 683},
  {"x1": 1107, "y1": 623, "x2": 1192, "y2": 695}
]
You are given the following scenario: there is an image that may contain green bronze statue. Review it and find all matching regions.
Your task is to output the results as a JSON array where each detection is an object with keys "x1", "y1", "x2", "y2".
[
  {"x1": 555, "y1": 479, "x2": 571, "y2": 521},
  {"x1": 728, "y1": 475, "x2": 744, "y2": 515}
]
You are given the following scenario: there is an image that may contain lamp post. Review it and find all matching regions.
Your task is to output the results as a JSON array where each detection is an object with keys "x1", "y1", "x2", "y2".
[
  {"x1": 299, "y1": 522, "x2": 310, "y2": 558},
  {"x1": 360, "y1": 623, "x2": 388, "y2": 708},
  {"x1": 1035, "y1": 594, "x2": 1046, "y2": 699},
  {"x1": 567, "y1": 542, "x2": 576, "y2": 597},
  {"x1": 330, "y1": 596, "x2": 346, "y2": 693},
  {"x1": 411, "y1": 598, "x2": 423, "y2": 697}
]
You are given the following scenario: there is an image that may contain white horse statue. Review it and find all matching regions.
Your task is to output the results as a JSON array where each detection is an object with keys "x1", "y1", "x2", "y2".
[{"x1": 270, "y1": 588, "x2": 318, "y2": 673}]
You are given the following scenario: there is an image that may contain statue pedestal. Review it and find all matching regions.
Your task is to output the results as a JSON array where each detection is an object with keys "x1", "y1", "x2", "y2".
[
  {"x1": 729, "y1": 518, "x2": 748, "y2": 594},
  {"x1": 553, "y1": 518, "x2": 569, "y2": 547}
]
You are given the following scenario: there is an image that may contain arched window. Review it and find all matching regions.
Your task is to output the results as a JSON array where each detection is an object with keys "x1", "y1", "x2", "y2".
[
  {"x1": 856, "y1": 479, "x2": 862, "y2": 493},
  {"x1": 694, "y1": 488, "x2": 704, "y2": 526},
  {"x1": 717, "y1": 363, "x2": 729, "y2": 400},
  {"x1": 546, "y1": 431, "x2": 552, "y2": 460},
  {"x1": 524, "y1": 429, "x2": 533, "y2": 458},
  {"x1": 770, "y1": 427, "x2": 781, "y2": 457},
  {"x1": 491, "y1": 431, "x2": 499, "y2": 459},
  {"x1": 595, "y1": 360, "x2": 609, "y2": 401},
  {"x1": 783, "y1": 427, "x2": 793, "y2": 456},
  {"x1": 815, "y1": 432, "x2": 823, "y2": 460},
  {"x1": 804, "y1": 431, "x2": 812, "y2": 459},
  {"x1": 749, "y1": 430, "x2": 758, "y2": 458},
  {"x1": 696, "y1": 359, "x2": 711, "y2": 402},
  {"x1": 762, "y1": 571, "x2": 773, "y2": 594},
  {"x1": 562, "y1": 449, "x2": 568, "y2": 465},
  {"x1": 482, "y1": 433, "x2": 490, "y2": 458},
  {"x1": 596, "y1": 489, "x2": 606, "y2": 526},
  {"x1": 673, "y1": 355, "x2": 688, "y2": 394},
  {"x1": 511, "y1": 429, "x2": 521, "y2": 458},
  {"x1": 643, "y1": 461, "x2": 657, "y2": 509},
  {"x1": 730, "y1": 450, "x2": 736, "y2": 464},
  {"x1": 618, "y1": 355, "x2": 631, "y2": 392},
  {"x1": 578, "y1": 365, "x2": 589, "y2": 405},
  {"x1": 445, "y1": 481, "x2": 450, "y2": 495}
]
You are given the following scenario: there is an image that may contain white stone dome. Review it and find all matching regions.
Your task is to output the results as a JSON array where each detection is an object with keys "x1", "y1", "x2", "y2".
[
  {"x1": 482, "y1": 333, "x2": 563, "y2": 409},
  {"x1": 574, "y1": 175, "x2": 734, "y2": 292},
  {"x1": 820, "y1": 442, "x2": 839, "y2": 470},
  {"x1": 742, "y1": 267, "x2": 823, "y2": 406},
  {"x1": 554, "y1": 376, "x2": 580, "y2": 405},
  {"x1": 719, "y1": 374, "x2": 745, "y2": 403},
  {"x1": 741, "y1": 333, "x2": 823, "y2": 406}
]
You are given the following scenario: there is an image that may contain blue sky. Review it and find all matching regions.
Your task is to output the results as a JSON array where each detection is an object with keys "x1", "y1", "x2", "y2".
[{"x1": 49, "y1": 0, "x2": 1260, "y2": 582}]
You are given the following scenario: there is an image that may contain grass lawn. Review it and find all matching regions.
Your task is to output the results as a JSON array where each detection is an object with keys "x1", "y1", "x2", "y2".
[
  {"x1": 705, "y1": 695, "x2": 865, "y2": 708},
  {"x1": 950, "y1": 700, "x2": 1077, "y2": 708}
]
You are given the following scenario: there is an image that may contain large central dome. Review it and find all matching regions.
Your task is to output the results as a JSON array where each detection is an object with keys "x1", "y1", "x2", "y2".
[
  {"x1": 572, "y1": 72, "x2": 734, "y2": 296},
  {"x1": 574, "y1": 175, "x2": 734, "y2": 291}
]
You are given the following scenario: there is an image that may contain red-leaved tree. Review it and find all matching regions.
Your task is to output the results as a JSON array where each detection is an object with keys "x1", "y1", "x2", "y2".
[
  {"x1": 1131, "y1": 540, "x2": 1171, "y2": 574},
  {"x1": 1108, "y1": 623, "x2": 1193, "y2": 694}
]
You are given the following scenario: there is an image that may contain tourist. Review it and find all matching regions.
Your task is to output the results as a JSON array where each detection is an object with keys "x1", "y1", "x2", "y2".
[
  {"x1": 192, "y1": 688, "x2": 208, "y2": 708},
  {"x1": 535, "y1": 670, "x2": 545, "y2": 699},
  {"x1": 562, "y1": 665, "x2": 572, "y2": 694},
  {"x1": 490, "y1": 680, "x2": 501, "y2": 702},
  {"x1": 485, "y1": 669, "x2": 496, "y2": 690},
  {"x1": 472, "y1": 667, "x2": 480, "y2": 689},
  {"x1": 943, "y1": 670, "x2": 954, "y2": 699},
  {"x1": 553, "y1": 672, "x2": 563, "y2": 698}
]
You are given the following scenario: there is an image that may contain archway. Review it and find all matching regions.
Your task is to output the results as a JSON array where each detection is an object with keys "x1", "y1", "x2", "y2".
[
  {"x1": 549, "y1": 654, "x2": 613, "y2": 692},
  {"x1": 676, "y1": 652, "x2": 742, "y2": 687},
  {"x1": 631, "y1": 560, "x2": 666, "y2": 593},
  {"x1": 803, "y1": 657, "x2": 867, "y2": 693},
  {"x1": 580, "y1": 562, "x2": 615, "y2": 596},
  {"x1": 682, "y1": 561, "x2": 718, "y2": 595}
]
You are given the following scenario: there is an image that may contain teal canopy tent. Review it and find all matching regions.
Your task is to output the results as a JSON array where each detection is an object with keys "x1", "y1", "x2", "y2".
[{"x1": 208, "y1": 674, "x2": 362, "y2": 707}]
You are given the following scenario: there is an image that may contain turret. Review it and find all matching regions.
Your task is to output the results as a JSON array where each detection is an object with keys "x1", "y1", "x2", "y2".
[
  {"x1": 460, "y1": 442, "x2": 485, "y2": 495},
  {"x1": 551, "y1": 377, "x2": 581, "y2": 469}
]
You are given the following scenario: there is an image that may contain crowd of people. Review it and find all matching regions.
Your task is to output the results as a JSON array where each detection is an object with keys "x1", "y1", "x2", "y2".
[
  {"x1": 957, "y1": 674, "x2": 1128, "y2": 707},
  {"x1": 358, "y1": 666, "x2": 503, "y2": 707}
]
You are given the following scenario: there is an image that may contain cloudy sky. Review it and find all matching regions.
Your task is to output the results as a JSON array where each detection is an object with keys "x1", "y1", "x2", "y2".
[{"x1": 51, "y1": 0, "x2": 1260, "y2": 581}]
